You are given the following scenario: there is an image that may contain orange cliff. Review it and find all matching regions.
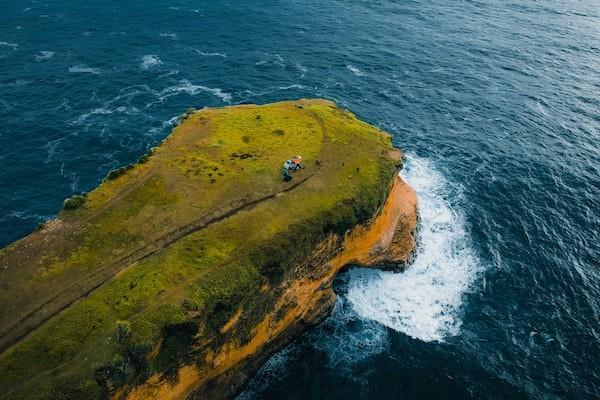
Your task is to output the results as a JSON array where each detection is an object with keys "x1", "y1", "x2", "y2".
[{"x1": 124, "y1": 174, "x2": 418, "y2": 400}]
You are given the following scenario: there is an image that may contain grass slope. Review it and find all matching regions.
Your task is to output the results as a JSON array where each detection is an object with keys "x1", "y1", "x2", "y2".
[{"x1": 0, "y1": 99, "x2": 399, "y2": 399}]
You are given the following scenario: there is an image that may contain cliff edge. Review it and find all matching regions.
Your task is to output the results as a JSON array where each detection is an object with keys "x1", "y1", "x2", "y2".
[{"x1": 0, "y1": 99, "x2": 417, "y2": 400}]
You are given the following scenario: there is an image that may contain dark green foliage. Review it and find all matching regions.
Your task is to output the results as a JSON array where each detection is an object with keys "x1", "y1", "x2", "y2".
[
  {"x1": 153, "y1": 322, "x2": 198, "y2": 375},
  {"x1": 114, "y1": 320, "x2": 131, "y2": 345},
  {"x1": 105, "y1": 167, "x2": 128, "y2": 181},
  {"x1": 272, "y1": 129, "x2": 285, "y2": 136},
  {"x1": 63, "y1": 194, "x2": 86, "y2": 210}
]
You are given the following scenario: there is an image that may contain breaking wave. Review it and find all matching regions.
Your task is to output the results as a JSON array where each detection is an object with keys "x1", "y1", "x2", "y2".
[
  {"x1": 344, "y1": 155, "x2": 483, "y2": 342},
  {"x1": 346, "y1": 64, "x2": 365, "y2": 76},
  {"x1": 0, "y1": 41, "x2": 19, "y2": 50},
  {"x1": 192, "y1": 48, "x2": 227, "y2": 58},
  {"x1": 141, "y1": 54, "x2": 162, "y2": 69},
  {"x1": 35, "y1": 51, "x2": 55, "y2": 61},
  {"x1": 161, "y1": 79, "x2": 232, "y2": 103},
  {"x1": 68, "y1": 64, "x2": 100, "y2": 74}
]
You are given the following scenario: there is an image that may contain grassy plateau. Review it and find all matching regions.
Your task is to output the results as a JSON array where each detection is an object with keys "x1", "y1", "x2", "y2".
[{"x1": 0, "y1": 99, "x2": 400, "y2": 399}]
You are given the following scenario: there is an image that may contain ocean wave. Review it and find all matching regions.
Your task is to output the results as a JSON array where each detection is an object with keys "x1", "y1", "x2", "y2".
[
  {"x1": 35, "y1": 51, "x2": 55, "y2": 61},
  {"x1": 159, "y1": 32, "x2": 177, "y2": 39},
  {"x1": 277, "y1": 84, "x2": 306, "y2": 90},
  {"x1": 346, "y1": 64, "x2": 365, "y2": 76},
  {"x1": 192, "y1": 48, "x2": 227, "y2": 58},
  {"x1": 0, "y1": 41, "x2": 18, "y2": 50},
  {"x1": 311, "y1": 288, "x2": 389, "y2": 369},
  {"x1": 344, "y1": 155, "x2": 483, "y2": 342},
  {"x1": 70, "y1": 105, "x2": 140, "y2": 126},
  {"x1": 295, "y1": 63, "x2": 307, "y2": 77},
  {"x1": 236, "y1": 346, "x2": 295, "y2": 400},
  {"x1": 141, "y1": 54, "x2": 162, "y2": 69},
  {"x1": 68, "y1": 64, "x2": 100, "y2": 74},
  {"x1": 161, "y1": 79, "x2": 232, "y2": 103}
]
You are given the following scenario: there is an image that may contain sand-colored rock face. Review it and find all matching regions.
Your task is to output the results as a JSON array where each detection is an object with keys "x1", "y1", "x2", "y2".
[{"x1": 126, "y1": 175, "x2": 418, "y2": 400}]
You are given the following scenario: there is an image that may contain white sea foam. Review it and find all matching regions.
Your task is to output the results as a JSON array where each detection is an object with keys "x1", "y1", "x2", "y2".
[
  {"x1": 161, "y1": 79, "x2": 232, "y2": 103},
  {"x1": 345, "y1": 155, "x2": 482, "y2": 342},
  {"x1": 278, "y1": 84, "x2": 306, "y2": 90},
  {"x1": 0, "y1": 41, "x2": 18, "y2": 50},
  {"x1": 193, "y1": 48, "x2": 227, "y2": 58},
  {"x1": 295, "y1": 63, "x2": 307, "y2": 77},
  {"x1": 141, "y1": 54, "x2": 162, "y2": 69},
  {"x1": 35, "y1": 51, "x2": 55, "y2": 61},
  {"x1": 274, "y1": 54, "x2": 285, "y2": 66},
  {"x1": 346, "y1": 64, "x2": 365, "y2": 76},
  {"x1": 311, "y1": 291, "x2": 388, "y2": 369},
  {"x1": 159, "y1": 32, "x2": 177, "y2": 39},
  {"x1": 68, "y1": 64, "x2": 100, "y2": 74}
]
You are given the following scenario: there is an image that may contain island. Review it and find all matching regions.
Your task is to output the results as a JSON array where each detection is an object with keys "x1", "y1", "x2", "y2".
[{"x1": 0, "y1": 99, "x2": 417, "y2": 400}]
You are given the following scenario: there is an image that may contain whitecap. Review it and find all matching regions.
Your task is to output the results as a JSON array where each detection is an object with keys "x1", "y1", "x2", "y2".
[
  {"x1": 161, "y1": 79, "x2": 232, "y2": 103},
  {"x1": 192, "y1": 48, "x2": 227, "y2": 58},
  {"x1": 278, "y1": 84, "x2": 306, "y2": 90},
  {"x1": 35, "y1": 51, "x2": 55, "y2": 61},
  {"x1": 295, "y1": 63, "x2": 307, "y2": 77},
  {"x1": 345, "y1": 155, "x2": 483, "y2": 342},
  {"x1": 159, "y1": 32, "x2": 177, "y2": 39},
  {"x1": 255, "y1": 60, "x2": 267, "y2": 66},
  {"x1": 274, "y1": 54, "x2": 285, "y2": 66},
  {"x1": 141, "y1": 54, "x2": 162, "y2": 69},
  {"x1": 0, "y1": 41, "x2": 18, "y2": 50},
  {"x1": 68, "y1": 64, "x2": 100, "y2": 74},
  {"x1": 346, "y1": 64, "x2": 365, "y2": 76}
]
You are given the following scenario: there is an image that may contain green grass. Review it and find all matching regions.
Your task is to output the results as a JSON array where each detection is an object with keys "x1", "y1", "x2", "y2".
[{"x1": 0, "y1": 99, "x2": 399, "y2": 399}]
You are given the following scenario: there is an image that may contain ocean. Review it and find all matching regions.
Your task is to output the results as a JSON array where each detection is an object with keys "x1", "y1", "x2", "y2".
[{"x1": 1, "y1": 0, "x2": 598, "y2": 399}]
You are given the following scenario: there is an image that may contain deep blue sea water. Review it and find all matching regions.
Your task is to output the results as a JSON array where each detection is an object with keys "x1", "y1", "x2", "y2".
[{"x1": 1, "y1": 0, "x2": 599, "y2": 399}]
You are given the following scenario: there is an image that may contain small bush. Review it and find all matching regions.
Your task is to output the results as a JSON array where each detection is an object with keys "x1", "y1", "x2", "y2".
[
  {"x1": 272, "y1": 129, "x2": 285, "y2": 136},
  {"x1": 114, "y1": 320, "x2": 132, "y2": 345},
  {"x1": 63, "y1": 194, "x2": 86, "y2": 210},
  {"x1": 105, "y1": 166, "x2": 127, "y2": 181},
  {"x1": 242, "y1": 135, "x2": 250, "y2": 143}
]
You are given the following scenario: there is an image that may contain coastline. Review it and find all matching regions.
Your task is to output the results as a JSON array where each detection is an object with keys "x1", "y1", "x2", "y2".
[{"x1": 125, "y1": 175, "x2": 418, "y2": 399}]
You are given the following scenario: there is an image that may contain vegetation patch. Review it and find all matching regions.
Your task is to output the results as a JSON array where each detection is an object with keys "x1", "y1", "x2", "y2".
[{"x1": 63, "y1": 194, "x2": 86, "y2": 210}]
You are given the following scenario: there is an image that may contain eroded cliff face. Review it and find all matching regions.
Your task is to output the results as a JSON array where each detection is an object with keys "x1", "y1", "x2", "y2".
[{"x1": 125, "y1": 175, "x2": 418, "y2": 400}]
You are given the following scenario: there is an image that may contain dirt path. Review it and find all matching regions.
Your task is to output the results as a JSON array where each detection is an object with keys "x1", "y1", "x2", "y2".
[{"x1": 0, "y1": 172, "x2": 316, "y2": 356}]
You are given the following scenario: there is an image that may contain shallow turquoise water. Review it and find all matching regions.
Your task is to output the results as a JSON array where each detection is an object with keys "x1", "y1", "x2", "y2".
[{"x1": 1, "y1": 1, "x2": 599, "y2": 399}]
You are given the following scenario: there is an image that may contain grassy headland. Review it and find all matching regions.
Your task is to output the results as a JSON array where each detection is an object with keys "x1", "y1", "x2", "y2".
[{"x1": 0, "y1": 99, "x2": 404, "y2": 399}]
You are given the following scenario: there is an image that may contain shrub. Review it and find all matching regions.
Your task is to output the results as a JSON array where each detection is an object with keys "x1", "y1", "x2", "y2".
[
  {"x1": 105, "y1": 167, "x2": 127, "y2": 181},
  {"x1": 63, "y1": 194, "x2": 86, "y2": 210},
  {"x1": 114, "y1": 320, "x2": 132, "y2": 345}
]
